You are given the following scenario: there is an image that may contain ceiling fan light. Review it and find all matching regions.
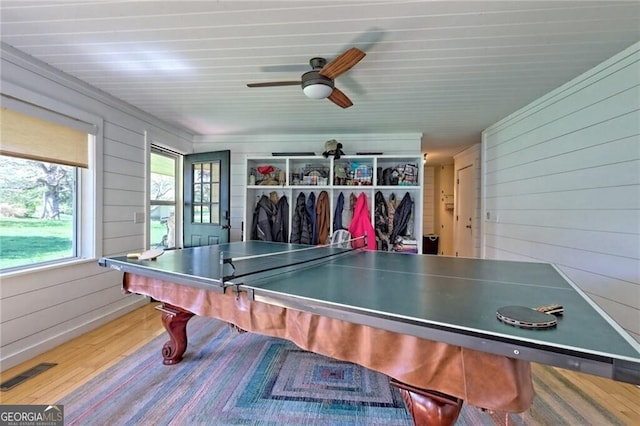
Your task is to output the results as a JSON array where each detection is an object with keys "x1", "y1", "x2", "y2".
[{"x1": 303, "y1": 83, "x2": 333, "y2": 99}]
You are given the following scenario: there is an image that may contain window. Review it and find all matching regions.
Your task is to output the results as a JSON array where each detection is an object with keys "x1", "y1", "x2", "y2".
[
  {"x1": 191, "y1": 160, "x2": 220, "y2": 224},
  {"x1": 0, "y1": 93, "x2": 99, "y2": 273},
  {"x1": 150, "y1": 149, "x2": 179, "y2": 249},
  {"x1": 0, "y1": 156, "x2": 78, "y2": 269}
]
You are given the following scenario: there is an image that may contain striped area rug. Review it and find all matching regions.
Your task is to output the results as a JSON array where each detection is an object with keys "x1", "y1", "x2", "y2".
[{"x1": 58, "y1": 316, "x2": 625, "y2": 425}]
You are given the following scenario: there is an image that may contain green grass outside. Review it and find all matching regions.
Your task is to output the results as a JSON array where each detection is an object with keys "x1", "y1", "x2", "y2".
[
  {"x1": 0, "y1": 217, "x2": 170, "y2": 270},
  {"x1": 150, "y1": 220, "x2": 168, "y2": 248},
  {"x1": 0, "y1": 217, "x2": 73, "y2": 270}
]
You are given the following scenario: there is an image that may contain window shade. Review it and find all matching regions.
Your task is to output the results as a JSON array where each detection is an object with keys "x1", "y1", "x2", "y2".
[{"x1": 0, "y1": 107, "x2": 89, "y2": 168}]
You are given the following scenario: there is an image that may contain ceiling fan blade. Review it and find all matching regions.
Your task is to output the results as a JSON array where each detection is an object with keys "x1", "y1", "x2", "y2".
[
  {"x1": 320, "y1": 47, "x2": 366, "y2": 80},
  {"x1": 247, "y1": 81, "x2": 301, "y2": 88},
  {"x1": 327, "y1": 87, "x2": 353, "y2": 109}
]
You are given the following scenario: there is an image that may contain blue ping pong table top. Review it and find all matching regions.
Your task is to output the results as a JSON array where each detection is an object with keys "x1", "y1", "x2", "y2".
[{"x1": 99, "y1": 241, "x2": 640, "y2": 384}]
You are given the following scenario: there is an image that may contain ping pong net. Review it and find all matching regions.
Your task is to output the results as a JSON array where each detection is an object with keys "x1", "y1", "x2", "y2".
[{"x1": 218, "y1": 236, "x2": 365, "y2": 287}]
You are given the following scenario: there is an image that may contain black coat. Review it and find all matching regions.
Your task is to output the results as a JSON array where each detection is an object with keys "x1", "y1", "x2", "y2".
[
  {"x1": 273, "y1": 195, "x2": 289, "y2": 243},
  {"x1": 389, "y1": 192, "x2": 413, "y2": 245},
  {"x1": 306, "y1": 192, "x2": 317, "y2": 245},
  {"x1": 290, "y1": 192, "x2": 313, "y2": 244},
  {"x1": 251, "y1": 195, "x2": 278, "y2": 241},
  {"x1": 333, "y1": 192, "x2": 345, "y2": 231}
]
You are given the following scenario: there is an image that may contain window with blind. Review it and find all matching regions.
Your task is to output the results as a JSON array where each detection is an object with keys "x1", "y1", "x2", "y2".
[{"x1": 0, "y1": 101, "x2": 95, "y2": 271}]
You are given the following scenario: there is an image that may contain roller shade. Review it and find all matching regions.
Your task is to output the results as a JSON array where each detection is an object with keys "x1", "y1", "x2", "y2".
[
  {"x1": 151, "y1": 151, "x2": 176, "y2": 177},
  {"x1": 0, "y1": 106, "x2": 89, "y2": 168}
]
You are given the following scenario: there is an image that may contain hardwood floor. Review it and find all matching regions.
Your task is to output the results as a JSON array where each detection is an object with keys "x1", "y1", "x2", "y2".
[
  {"x1": 1, "y1": 302, "x2": 639, "y2": 424},
  {"x1": 0, "y1": 303, "x2": 165, "y2": 405}
]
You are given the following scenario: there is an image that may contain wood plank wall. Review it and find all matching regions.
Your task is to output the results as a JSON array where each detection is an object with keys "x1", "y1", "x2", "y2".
[
  {"x1": 192, "y1": 134, "x2": 423, "y2": 242},
  {"x1": 0, "y1": 44, "x2": 194, "y2": 370},
  {"x1": 482, "y1": 42, "x2": 640, "y2": 341}
]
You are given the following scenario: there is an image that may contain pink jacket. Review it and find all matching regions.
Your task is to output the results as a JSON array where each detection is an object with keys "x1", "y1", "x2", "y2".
[{"x1": 348, "y1": 192, "x2": 377, "y2": 250}]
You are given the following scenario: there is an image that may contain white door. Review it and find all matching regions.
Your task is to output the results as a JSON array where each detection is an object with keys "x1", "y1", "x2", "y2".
[{"x1": 455, "y1": 165, "x2": 474, "y2": 257}]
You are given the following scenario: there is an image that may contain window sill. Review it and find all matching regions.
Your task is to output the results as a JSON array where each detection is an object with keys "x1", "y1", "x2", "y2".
[{"x1": 0, "y1": 257, "x2": 99, "y2": 279}]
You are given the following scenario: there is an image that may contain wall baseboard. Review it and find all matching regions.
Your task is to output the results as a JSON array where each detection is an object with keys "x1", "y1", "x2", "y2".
[{"x1": 0, "y1": 296, "x2": 149, "y2": 371}]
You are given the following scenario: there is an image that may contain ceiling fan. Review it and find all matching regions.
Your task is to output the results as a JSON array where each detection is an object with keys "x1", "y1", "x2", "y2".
[{"x1": 246, "y1": 47, "x2": 366, "y2": 108}]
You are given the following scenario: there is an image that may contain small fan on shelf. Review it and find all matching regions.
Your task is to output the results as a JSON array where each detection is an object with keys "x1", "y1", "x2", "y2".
[{"x1": 246, "y1": 47, "x2": 366, "y2": 108}]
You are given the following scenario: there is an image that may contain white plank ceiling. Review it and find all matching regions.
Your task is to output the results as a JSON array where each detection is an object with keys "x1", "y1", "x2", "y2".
[{"x1": 1, "y1": 1, "x2": 639, "y2": 161}]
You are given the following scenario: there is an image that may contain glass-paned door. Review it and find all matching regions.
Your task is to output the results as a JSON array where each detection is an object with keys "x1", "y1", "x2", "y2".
[{"x1": 184, "y1": 150, "x2": 230, "y2": 247}]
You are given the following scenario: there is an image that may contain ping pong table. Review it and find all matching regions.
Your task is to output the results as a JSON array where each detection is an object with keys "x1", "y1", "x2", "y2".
[{"x1": 99, "y1": 241, "x2": 640, "y2": 426}]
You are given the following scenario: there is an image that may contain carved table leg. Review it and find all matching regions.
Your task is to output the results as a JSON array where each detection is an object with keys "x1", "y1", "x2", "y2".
[
  {"x1": 390, "y1": 378, "x2": 463, "y2": 426},
  {"x1": 156, "y1": 304, "x2": 195, "y2": 365}
]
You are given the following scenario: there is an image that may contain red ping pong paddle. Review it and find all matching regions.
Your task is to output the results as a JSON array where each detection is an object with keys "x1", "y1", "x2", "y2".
[{"x1": 496, "y1": 305, "x2": 558, "y2": 329}]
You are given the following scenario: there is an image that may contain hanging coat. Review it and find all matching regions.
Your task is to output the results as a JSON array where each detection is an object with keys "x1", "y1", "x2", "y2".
[
  {"x1": 316, "y1": 191, "x2": 330, "y2": 245},
  {"x1": 333, "y1": 192, "x2": 345, "y2": 231},
  {"x1": 374, "y1": 191, "x2": 390, "y2": 251},
  {"x1": 389, "y1": 192, "x2": 413, "y2": 246},
  {"x1": 348, "y1": 192, "x2": 377, "y2": 250},
  {"x1": 344, "y1": 192, "x2": 357, "y2": 230},
  {"x1": 273, "y1": 195, "x2": 289, "y2": 243},
  {"x1": 251, "y1": 195, "x2": 278, "y2": 241},
  {"x1": 387, "y1": 193, "x2": 397, "y2": 239},
  {"x1": 290, "y1": 192, "x2": 312, "y2": 244},
  {"x1": 306, "y1": 192, "x2": 317, "y2": 245}
]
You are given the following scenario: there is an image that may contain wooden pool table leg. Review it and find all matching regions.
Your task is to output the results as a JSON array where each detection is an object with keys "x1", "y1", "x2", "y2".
[
  {"x1": 156, "y1": 304, "x2": 195, "y2": 365},
  {"x1": 390, "y1": 378, "x2": 463, "y2": 426}
]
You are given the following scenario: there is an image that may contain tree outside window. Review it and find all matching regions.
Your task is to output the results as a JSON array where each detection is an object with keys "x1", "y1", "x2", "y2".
[{"x1": 0, "y1": 155, "x2": 77, "y2": 270}]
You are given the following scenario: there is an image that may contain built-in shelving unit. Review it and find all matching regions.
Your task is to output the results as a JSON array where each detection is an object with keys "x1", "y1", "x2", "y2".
[{"x1": 244, "y1": 155, "x2": 423, "y2": 253}]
